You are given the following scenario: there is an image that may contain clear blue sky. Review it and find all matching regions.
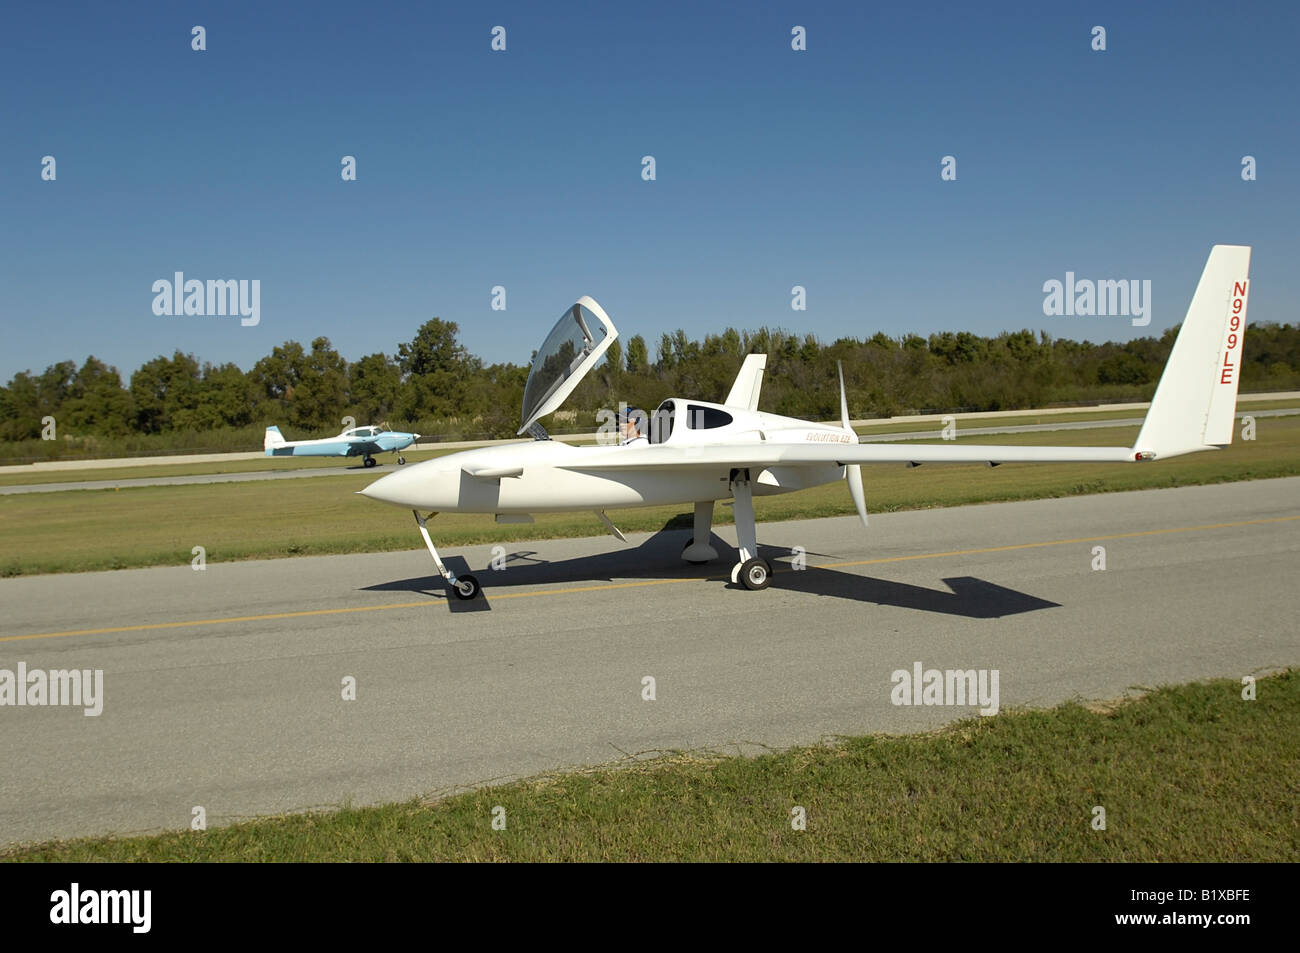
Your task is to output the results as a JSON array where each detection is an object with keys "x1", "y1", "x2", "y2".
[{"x1": 2, "y1": 0, "x2": 1296, "y2": 382}]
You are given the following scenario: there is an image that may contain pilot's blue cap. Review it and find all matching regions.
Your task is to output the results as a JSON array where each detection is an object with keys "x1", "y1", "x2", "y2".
[{"x1": 616, "y1": 406, "x2": 644, "y2": 425}]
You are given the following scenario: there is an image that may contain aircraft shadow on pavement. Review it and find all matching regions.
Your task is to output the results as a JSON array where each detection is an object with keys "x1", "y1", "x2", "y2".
[
  {"x1": 770, "y1": 568, "x2": 1060, "y2": 619},
  {"x1": 361, "y1": 519, "x2": 1057, "y2": 619},
  {"x1": 362, "y1": 524, "x2": 755, "y2": 606}
]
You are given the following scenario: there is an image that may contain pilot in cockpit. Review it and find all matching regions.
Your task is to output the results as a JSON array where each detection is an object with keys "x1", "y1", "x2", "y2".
[{"x1": 618, "y1": 406, "x2": 648, "y2": 446}]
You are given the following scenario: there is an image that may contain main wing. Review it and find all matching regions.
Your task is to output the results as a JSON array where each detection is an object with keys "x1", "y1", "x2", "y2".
[
  {"x1": 345, "y1": 440, "x2": 385, "y2": 457},
  {"x1": 553, "y1": 441, "x2": 1135, "y2": 474}
]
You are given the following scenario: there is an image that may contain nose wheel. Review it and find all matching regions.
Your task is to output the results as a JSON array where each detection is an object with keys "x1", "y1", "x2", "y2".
[
  {"x1": 452, "y1": 574, "x2": 480, "y2": 600},
  {"x1": 397, "y1": 455, "x2": 406, "y2": 465}
]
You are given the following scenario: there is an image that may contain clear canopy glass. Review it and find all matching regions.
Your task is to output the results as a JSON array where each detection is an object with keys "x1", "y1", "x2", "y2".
[{"x1": 520, "y1": 303, "x2": 609, "y2": 430}]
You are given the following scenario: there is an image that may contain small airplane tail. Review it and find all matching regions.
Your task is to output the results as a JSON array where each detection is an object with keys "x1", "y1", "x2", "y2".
[
  {"x1": 725, "y1": 354, "x2": 767, "y2": 411},
  {"x1": 1134, "y1": 245, "x2": 1251, "y2": 459},
  {"x1": 264, "y1": 425, "x2": 287, "y2": 451}
]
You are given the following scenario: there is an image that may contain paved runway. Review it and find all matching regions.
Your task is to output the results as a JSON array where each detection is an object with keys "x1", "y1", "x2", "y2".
[
  {"x1": 0, "y1": 460, "x2": 379, "y2": 495},
  {"x1": 5, "y1": 409, "x2": 1295, "y2": 495},
  {"x1": 1, "y1": 478, "x2": 1297, "y2": 846}
]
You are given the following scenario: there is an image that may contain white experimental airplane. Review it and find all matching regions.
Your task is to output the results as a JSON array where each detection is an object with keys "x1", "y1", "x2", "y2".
[{"x1": 361, "y1": 245, "x2": 1252, "y2": 600}]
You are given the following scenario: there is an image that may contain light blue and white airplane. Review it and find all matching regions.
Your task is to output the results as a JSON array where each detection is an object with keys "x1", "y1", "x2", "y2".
[{"x1": 264, "y1": 424, "x2": 420, "y2": 467}]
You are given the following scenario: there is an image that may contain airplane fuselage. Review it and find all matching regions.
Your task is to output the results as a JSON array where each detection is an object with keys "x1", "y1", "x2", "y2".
[
  {"x1": 361, "y1": 403, "x2": 851, "y2": 513},
  {"x1": 266, "y1": 433, "x2": 418, "y2": 457}
]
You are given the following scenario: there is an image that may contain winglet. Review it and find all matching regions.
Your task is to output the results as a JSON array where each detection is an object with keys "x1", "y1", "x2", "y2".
[{"x1": 725, "y1": 354, "x2": 767, "y2": 411}]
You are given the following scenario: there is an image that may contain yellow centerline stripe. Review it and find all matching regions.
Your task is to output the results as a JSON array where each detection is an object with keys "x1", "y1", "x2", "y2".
[
  {"x1": 817, "y1": 514, "x2": 1300, "y2": 570},
  {"x1": 3, "y1": 514, "x2": 1296, "y2": 644}
]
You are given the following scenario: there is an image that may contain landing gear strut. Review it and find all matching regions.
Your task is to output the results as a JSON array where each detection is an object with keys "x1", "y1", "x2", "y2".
[
  {"x1": 728, "y1": 470, "x2": 771, "y2": 590},
  {"x1": 413, "y1": 510, "x2": 480, "y2": 600}
]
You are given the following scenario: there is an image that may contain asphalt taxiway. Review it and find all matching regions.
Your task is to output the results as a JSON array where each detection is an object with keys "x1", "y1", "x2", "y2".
[{"x1": 1, "y1": 478, "x2": 1297, "y2": 846}]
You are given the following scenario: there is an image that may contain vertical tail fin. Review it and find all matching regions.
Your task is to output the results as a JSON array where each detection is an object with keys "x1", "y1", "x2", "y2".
[
  {"x1": 264, "y1": 425, "x2": 287, "y2": 452},
  {"x1": 1134, "y1": 245, "x2": 1251, "y2": 458}
]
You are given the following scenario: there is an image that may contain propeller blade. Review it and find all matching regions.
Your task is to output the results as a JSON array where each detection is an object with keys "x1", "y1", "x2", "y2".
[
  {"x1": 838, "y1": 362, "x2": 867, "y2": 527},
  {"x1": 837, "y1": 360, "x2": 851, "y2": 431},
  {"x1": 847, "y1": 463, "x2": 868, "y2": 528}
]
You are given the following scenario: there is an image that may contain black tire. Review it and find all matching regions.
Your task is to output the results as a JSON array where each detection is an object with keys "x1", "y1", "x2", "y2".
[
  {"x1": 363, "y1": 456, "x2": 377, "y2": 468},
  {"x1": 452, "y1": 574, "x2": 481, "y2": 600},
  {"x1": 397, "y1": 456, "x2": 406, "y2": 465},
  {"x1": 740, "y1": 557, "x2": 771, "y2": 591}
]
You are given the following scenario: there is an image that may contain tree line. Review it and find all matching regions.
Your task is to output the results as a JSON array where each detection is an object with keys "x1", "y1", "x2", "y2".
[{"x1": 3, "y1": 318, "x2": 1298, "y2": 450}]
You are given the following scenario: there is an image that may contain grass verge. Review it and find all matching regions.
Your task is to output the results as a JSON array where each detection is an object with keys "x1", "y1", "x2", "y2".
[
  {"x1": 6, "y1": 670, "x2": 1295, "y2": 861},
  {"x1": 2, "y1": 416, "x2": 1299, "y2": 577}
]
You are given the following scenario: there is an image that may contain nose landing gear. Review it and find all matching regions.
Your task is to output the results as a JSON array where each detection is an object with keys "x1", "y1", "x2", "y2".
[
  {"x1": 413, "y1": 510, "x2": 481, "y2": 600},
  {"x1": 451, "y1": 573, "x2": 480, "y2": 600}
]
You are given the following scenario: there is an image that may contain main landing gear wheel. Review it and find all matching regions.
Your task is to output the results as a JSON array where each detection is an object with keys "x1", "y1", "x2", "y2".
[
  {"x1": 363, "y1": 456, "x2": 377, "y2": 468},
  {"x1": 738, "y1": 557, "x2": 772, "y2": 591},
  {"x1": 452, "y1": 574, "x2": 481, "y2": 600}
]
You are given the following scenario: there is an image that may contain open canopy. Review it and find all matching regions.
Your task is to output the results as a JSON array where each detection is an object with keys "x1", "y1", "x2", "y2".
[{"x1": 518, "y1": 296, "x2": 618, "y2": 435}]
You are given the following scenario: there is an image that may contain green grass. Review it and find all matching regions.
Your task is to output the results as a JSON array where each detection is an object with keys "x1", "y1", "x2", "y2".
[
  {"x1": 4, "y1": 416, "x2": 1300, "y2": 576},
  {"x1": 6, "y1": 670, "x2": 1295, "y2": 862},
  {"x1": 851, "y1": 399, "x2": 1298, "y2": 435}
]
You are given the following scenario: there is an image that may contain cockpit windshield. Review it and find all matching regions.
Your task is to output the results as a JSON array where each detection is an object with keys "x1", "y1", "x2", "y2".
[
  {"x1": 649, "y1": 399, "x2": 675, "y2": 444},
  {"x1": 519, "y1": 302, "x2": 612, "y2": 432}
]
